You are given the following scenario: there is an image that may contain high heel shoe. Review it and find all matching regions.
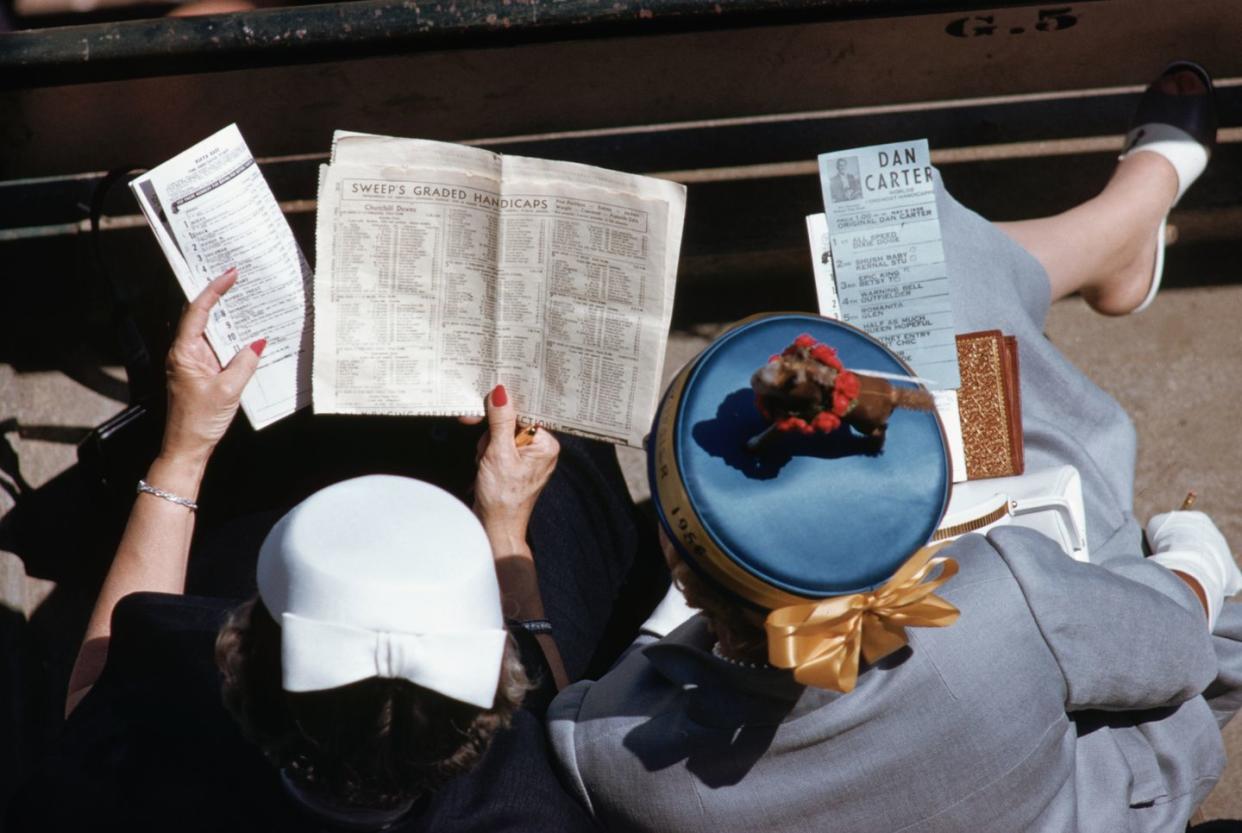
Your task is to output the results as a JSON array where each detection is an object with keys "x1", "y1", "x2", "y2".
[{"x1": 1121, "y1": 61, "x2": 1217, "y2": 314}]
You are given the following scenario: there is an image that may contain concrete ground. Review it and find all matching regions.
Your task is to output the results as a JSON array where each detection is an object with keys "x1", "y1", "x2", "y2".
[{"x1": 2, "y1": 218, "x2": 1241, "y2": 822}]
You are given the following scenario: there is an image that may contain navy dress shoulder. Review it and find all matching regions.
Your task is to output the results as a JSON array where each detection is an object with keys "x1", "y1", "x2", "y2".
[{"x1": 9, "y1": 592, "x2": 597, "y2": 833}]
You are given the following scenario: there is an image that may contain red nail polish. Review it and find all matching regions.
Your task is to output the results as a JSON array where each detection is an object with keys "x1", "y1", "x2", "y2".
[
  {"x1": 492, "y1": 384, "x2": 508, "y2": 407},
  {"x1": 250, "y1": 338, "x2": 267, "y2": 356}
]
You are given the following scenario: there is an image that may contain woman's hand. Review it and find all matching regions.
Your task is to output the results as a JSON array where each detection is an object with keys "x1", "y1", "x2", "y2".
[
  {"x1": 469, "y1": 384, "x2": 567, "y2": 688},
  {"x1": 472, "y1": 384, "x2": 559, "y2": 554},
  {"x1": 162, "y1": 268, "x2": 266, "y2": 468}
]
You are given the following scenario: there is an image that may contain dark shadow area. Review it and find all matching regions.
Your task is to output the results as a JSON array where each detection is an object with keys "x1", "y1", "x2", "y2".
[
  {"x1": 0, "y1": 229, "x2": 151, "y2": 377},
  {"x1": 0, "y1": 601, "x2": 28, "y2": 820},
  {"x1": 619, "y1": 642, "x2": 909, "y2": 787},
  {"x1": 672, "y1": 250, "x2": 819, "y2": 328},
  {"x1": 3, "y1": 592, "x2": 292, "y2": 832},
  {"x1": 621, "y1": 704, "x2": 785, "y2": 788},
  {"x1": 16, "y1": 582, "x2": 96, "y2": 772},
  {"x1": 8, "y1": 423, "x2": 95, "y2": 445},
  {"x1": 1, "y1": 451, "x2": 126, "y2": 587},
  {"x1": 0, "y1": 424, "x2": 33, "y2": 504},
  {"x1": 679, "y1": 720, "x2": 779, "y2": 787},
  {"x1": 1158, "y1": 240, "x2": 1242, "y2": 291},
  {"x1": 56, "y1": 359, "x2": 130, "y2": 406}
]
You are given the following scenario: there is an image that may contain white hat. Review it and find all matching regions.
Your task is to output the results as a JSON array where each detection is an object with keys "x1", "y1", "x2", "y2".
[{"x1": 256, "y1": 475, "x2": 507, "y2": 709}]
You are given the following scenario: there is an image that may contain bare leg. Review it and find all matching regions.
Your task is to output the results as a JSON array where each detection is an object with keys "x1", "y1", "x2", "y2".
[
  {"x1": 996, "y1": 68, "x2": 1204, "y2": 314},
  {"x1": 996, "y1": 154, "x2": 1176, "y2": 312}
]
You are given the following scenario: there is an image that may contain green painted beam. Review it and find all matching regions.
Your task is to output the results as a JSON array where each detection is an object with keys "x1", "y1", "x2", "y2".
[{"x1": 0, "y1": 0, "x2": 1053, "y2": 88}]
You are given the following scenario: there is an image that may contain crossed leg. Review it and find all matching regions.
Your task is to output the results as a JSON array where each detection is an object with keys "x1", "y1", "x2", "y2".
[
  {"x1": 995, "y1": 67, "x2": 1206, "y2": 313},
  {"x1": 996, "y1": 153, "x2": 1176, "y2": 313}
]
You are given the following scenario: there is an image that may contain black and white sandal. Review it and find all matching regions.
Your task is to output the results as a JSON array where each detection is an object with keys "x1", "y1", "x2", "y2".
[{"x1": 1120, "y1": 61, "x2": 1217, "y2": 313}]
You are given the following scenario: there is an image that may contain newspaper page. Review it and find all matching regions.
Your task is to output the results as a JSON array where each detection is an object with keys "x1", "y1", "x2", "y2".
[
  {"x1": 313, "y1": 134, "x2": 686, "y2": 447},
  {"x1": 130, "y1": 124, "x2": 313, "y2": 429},
  {"x1": 819, "y1": 139, "x2": 959, "y2": 389}
]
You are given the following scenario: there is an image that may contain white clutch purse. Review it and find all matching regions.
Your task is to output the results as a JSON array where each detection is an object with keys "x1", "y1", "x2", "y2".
[{"x1": 933, "y1": 466, "x2": 1089, "y2": 562}]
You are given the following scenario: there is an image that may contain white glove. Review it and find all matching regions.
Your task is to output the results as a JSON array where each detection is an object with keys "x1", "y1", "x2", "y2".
[
  {"x1": 1147, "y1": 510, "x2": 1242, "y2": 630},
  {"x1": 640, "y1": 580, "x2": 699, "y2": 638}
]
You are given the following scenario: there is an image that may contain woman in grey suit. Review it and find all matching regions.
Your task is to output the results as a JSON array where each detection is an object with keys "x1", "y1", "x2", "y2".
[{"x1": 548, "y1": 64, "x2": 1241, "y2": 833}]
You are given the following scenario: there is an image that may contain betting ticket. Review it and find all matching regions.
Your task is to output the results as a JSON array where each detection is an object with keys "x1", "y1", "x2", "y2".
[
  {"x1": 131, "y1": 124, "x2": 313, "y2": 429},
  {"x1": 818, "y1": 139, "x2": 959, "y2": 389}
]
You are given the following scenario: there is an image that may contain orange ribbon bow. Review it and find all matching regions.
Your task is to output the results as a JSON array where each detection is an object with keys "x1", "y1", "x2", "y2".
[{"x1": 764, "y1": 544, "x2": 960, "y2": 692}]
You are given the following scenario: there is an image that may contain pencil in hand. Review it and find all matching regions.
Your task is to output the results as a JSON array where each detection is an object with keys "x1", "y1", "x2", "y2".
[{"x1": 515, "y1": 424, "x2": 539, "y2": 448}]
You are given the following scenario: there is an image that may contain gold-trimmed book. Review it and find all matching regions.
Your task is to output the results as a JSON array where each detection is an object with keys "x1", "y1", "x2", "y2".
[{"x1": 955, "y1": 330, "x2": 1023, "y2": 480}]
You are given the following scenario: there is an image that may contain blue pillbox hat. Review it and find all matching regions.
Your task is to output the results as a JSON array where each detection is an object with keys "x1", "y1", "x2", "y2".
[{"x1": 648, "y1": 313, "x2": 950, "y2": 608}]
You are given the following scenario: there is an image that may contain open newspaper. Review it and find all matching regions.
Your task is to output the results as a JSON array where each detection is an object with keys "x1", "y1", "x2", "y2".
[
  {"x1": 313, "y1": 132, "x2": 686, "y2": 447},
  {"x1": 130, "y1": 124, "x2": 313, "y2": 429}
]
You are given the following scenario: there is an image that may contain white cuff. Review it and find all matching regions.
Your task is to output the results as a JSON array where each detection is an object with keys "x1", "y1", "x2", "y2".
[{"x1": 1150, "y1": 550, "x2": 1224, "y2": 630}]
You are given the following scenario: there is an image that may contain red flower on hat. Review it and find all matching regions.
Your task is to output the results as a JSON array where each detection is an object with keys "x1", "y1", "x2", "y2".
[
  {"x1": 755, "y1": 335, "x2": 861, "y2": 436},
  {"x1": 836, "y1": 370, "x2": 861, "y2": 400},
  {"x1": 832, "y1": 371, "x2": 861, "y2": 417},
  {"x1": 812, "y1": 411, "x2": 841, "y2": 432},
  {"x1": 776, "y1": 416, "x2": 814, "y2": 434},
  {"x1": 810, "y1": 344, "x2": 844, "y2": 372}
]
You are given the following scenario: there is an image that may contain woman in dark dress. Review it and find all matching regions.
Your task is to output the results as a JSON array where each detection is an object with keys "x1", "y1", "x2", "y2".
[{"x1": 11, "y1": 266, "x2": 651, "y2": 832}]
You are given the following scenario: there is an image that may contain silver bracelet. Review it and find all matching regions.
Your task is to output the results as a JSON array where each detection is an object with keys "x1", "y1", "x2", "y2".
[
  {"x1": 136, "y1": 479, "x2": 198, "y2": 512},
  {"x1": 509, "y1": 618, "x2": 553, "y2": 635}
]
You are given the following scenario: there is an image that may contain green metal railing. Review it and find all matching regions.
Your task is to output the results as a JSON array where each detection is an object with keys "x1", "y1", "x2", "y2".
[{"x1": 1, "y1": 0, "x2": 1045, "y2": 88}]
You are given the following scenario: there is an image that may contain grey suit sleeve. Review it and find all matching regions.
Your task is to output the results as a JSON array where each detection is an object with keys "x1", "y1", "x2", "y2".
[
  {"x1": 1205, "y1": 601, "x2": 1242, "y2": 729},
  {"x1": 987, "y1": 526, "x2": 1217, "y2": 712},
  {"x1": 547, "y1": 680, "x2": 597, "y2": 816}
]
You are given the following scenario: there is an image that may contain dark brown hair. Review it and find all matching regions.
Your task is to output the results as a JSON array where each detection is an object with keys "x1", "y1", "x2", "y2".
[{"x1": 215, "y1": 598, "x2": 530, "y2": 810}]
